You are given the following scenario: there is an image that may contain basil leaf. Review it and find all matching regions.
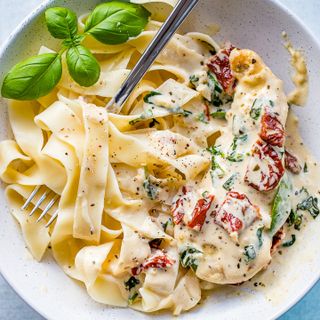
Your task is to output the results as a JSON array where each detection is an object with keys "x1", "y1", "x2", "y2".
[
  {"x1": 66, "y1": 45, "x2": 100, "y2": 87},
  {"x1": 180, "y1": 247, "x2": 203, "y2": 272},
  {"x1": 45, "y1": 7, "x2": 78, "y2": 39},
  {"x1": 84, "y1": 1, "x2": 151, "y2": 45},
  {"x1": 269, "y1": 174, "x2": 292, "y2": 236},
  {"x1": 1, "y1": 53, "x2": 62, "y2": 100}
]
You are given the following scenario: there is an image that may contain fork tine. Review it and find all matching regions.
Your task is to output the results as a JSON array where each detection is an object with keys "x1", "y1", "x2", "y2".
[
  {"x1": 36, "y1": 194, "x2": 59, "y2": 223},
  {"x1": 45, "y1": 209, "x2": 59, "y2": 228},
  {"x1": 21, "y1": 185, "x2": 41, "y2": 210},
  {"x1": 29, "y1": 190, "x2": 50, "y2": 217}
]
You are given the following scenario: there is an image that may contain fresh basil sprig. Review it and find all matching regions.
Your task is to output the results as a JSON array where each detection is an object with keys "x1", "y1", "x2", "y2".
[
  {"x1": 84, "y1": 1, "x2": 151, "y2": 45},
  {"x1": 1, "y1": 2, "x2": 150, "y2": 100}
]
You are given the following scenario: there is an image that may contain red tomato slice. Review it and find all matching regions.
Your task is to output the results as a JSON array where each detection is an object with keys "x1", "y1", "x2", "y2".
[
  {"x1": 131, "y1": 250, "x2": 175, "y2": 276},
  {"x1": 207, "y1": 43, "x2": 236, "y2": 95},
  {"x1": 245, "y1": 140, "x2": 285, "y2": 192},
  {"x1": 260, "y1": 112, "x2": 285, "y2": 147},
  {"x1": 188, "y1": 194, "x2": 215, "y2": 230},
  {"x1": 284, "y1": 150, "x2": 301, "y2": 174},
  {"x1": 214, "y1": 192, "x2": 260, "y2": 237}
]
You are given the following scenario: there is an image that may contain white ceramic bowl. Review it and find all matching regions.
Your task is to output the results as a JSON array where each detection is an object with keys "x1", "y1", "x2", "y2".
[{"x1": 1, "y1": 1, "x2": 320, "y2": 319}]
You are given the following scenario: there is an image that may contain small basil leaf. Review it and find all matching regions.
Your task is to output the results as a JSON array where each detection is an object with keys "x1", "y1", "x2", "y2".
[
  {"x1": 269, "y1": 174, "x2": 292, "y2": 236},
  {"x1": 66, "y1": 45, "x2": 100, "y2": 87},
  {"x1": 45, "y1": 7, "x2": 78, "y2": 39},
  {"x1": 1, "y1": 53, "x2": 62, "y2": 100},
  {"x1": 84, "y1": 1, "x2": 151, "y2": 45}
]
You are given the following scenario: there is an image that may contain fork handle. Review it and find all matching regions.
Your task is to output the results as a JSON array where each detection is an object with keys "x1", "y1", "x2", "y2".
[{"x1": 106, "y1": 0, "x2": 199, "y2": 113}]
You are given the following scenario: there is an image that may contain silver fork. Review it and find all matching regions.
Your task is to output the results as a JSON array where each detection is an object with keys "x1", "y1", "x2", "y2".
[{"x1": 21, "y1": 0, "x2": 199, "y2": 227}]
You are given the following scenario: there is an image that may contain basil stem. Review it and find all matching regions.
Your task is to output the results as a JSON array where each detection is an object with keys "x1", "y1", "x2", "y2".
[{"x1": 84, "y1": 1, "x2": 151, "y2": 45}]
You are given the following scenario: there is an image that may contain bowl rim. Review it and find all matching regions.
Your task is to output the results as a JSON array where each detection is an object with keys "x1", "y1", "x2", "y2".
[{"x1": 0, "y1": 0, "x2": 320, "y2": 319}]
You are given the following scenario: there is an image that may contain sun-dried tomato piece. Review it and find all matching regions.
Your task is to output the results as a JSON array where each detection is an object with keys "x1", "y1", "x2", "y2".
[
  {"x1": 260, "y1": 112, "x2": 285, "y2": 147},
  {"x1": 171, "y1": 198, "x2": 184, "y2": 225},
  {"x1": 270, "y1": 227, "x2": 286, "y2": 255},
  {"x1": 188, "y1": 194, "x2": 214, "y2": 230},
  {"x1": 131, "y1": 250, "x2": 175, "y2": 276},
  {"x1": 214, "y1": 192, "x2": 260, "y2": 239},
  {"x1": 245, "y1": 140, "x2": 285, "y2": 192},
  {"x1": 284, "y1": 150, "x2": 302, "y2": 174},
  {"x1": 207, "y1": 43, "x2": 236, "y2": 95}
]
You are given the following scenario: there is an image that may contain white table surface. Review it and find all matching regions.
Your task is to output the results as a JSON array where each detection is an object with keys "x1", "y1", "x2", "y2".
[{"x1": 0, "y1": 1, "x2": 320, "y2": 319}]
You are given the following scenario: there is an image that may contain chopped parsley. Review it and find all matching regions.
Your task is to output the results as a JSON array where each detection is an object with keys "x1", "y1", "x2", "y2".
[
  {"x1": 303, "y1": 162, "x2": 308, "y2": 173},
  {"x1": 180, "y1": 247, "x2": 203, "y2": 272}
]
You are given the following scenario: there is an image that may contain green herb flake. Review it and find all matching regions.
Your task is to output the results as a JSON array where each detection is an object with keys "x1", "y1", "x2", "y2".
[
  {"x1": 223, "y1": 173, "x2": 238, "y2": 191},
  {"x1": 180, "y1": 247, "x2": 203, "y2": 272},
  {"x1": 197, "y1": 112, "x2": 208, "y2": 124},
  {"x1": 244, "y1": 245, "x2": 256, "y2": 262},
  {"x1": 144, "y1": 91, "x2": 161, "y2": 104},
  {"x1": 287, "y1": 210, "x2": 302, "y2": 231},
  {"x1": 256, "y1": 227, "x2": 264, "y2": 248},
  {"x1": 161, "y1": 218, "x2": 173, "y2": 232},
  {"x1": 189, "y1": 75, "x2": 199, "y2": 88},
  {"x1": 250, "y1": 98, "x2": 274, "y2": 121},
  {"x1": 128, "y1": 291, "x2": 139, "y2": 305},
  {"x1": 211, "y1": 111, "x2": 226, "y2": 119},
  {"x1": 129, "y1": 109, "x2": 153, "y2": 125},
  {"x1": 303, "y1": 162, "x2": 308, "y2": 173},
  {"x1": 124, "y1": 276, "x2": 140, "y2": 291},
  {"x1": 282, "y1": 234, "x2": 296, "y2": 247},
  {"x1": 297, "y1": 194, "x2": 320, "y2": 219}
]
